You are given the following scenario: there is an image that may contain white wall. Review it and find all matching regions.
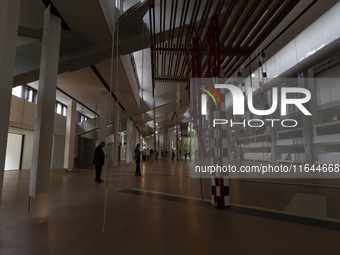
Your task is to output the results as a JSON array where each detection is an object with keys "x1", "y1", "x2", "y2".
[
  {"x1": 266, "y1": 2, "x2": 340, "y2": 78},
  {"x1": 315, "y1": 64, "x2": 340, "y2": 107},
  {"x1": 120, "y1": 55, "x2": 141, "y2": 108},
  {"x1": 22, "y1": 134, "x2": 34, "y2": 169},
  {"x1": 7, "y1": 95, "x2": 67, "y2": 170},
  {"x1": 51, "y1": 135, "x2": 65, "y2": 169},
  {"x1": 243, "y1": 2, "x2": 340, "y2": 87},
  {"x1": 9, "y1": 96, "x2": 36, "y2": 129},
  {"x1": 5, "y1": 133, "x2": 22, "y2": 170},
  {"x1": 244, "y1": 152, "x2": 271, "y2": 162},
  {"x1": 120, "y1": 145, "x2": 126, "y2": 160},
  {"x1": 318, "y1": 153, "x2": 340, "y2": 163},
  {"x1": 54, "y1": 114, "x2": 67, "y2": 135},
  {"x1": 9, "y1": 95, "x2": 66, "y2": 135}
]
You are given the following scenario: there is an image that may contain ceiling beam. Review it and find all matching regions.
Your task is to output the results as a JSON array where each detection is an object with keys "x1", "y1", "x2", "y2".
[
  {"x1": 90, "y1": 65, "x2": 126, "y2": 111},
  {"x1": 57, "y1": 87, "x2": 99, "y2": 116},
  {"x1": 154, "y1": 77, "x2": 188, "y2": 82}
]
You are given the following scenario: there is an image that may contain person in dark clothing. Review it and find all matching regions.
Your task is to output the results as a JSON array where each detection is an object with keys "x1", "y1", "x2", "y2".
[
  {"x1": 93, "y1": 141, "x2": 105, "y2": 183},
  {"x1": 150, "y1": 148, "x2": 153, "y2": 161},
  {"x1": 134, "y1": 144, "x2": 141, "y2": 176}
]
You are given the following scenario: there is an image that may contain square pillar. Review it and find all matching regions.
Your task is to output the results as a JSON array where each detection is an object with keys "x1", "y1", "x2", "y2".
[
  {"x1": 0, "y1": 0, "x2": 21, "y2": 204},
  {"x1": 126, "y1": 119, "x2": 133, "y2": 163},
  {"x1": 29, "y1": 5, "x2": 61, "y2": 197},
  {"x1": 98, "y1": 92, "x2": 109, "y2": 145},
  {"x1": 64, "y1": 100, "x2": 77, "y2": 170}
]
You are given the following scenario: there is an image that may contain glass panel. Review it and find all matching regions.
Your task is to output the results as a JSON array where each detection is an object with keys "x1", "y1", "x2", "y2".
[
  {"x1": 27, "y1": 90, "x2": 33, "y2": 102},
  {"x1": 56, "y1": 103, "x2": 62, "y2": 114},
  {"x1": 12, "y1": 86, "x2": 23, "y2": 98},
  {"x1": 63, "y1": 106, "x2": 67, "y2": 116}
]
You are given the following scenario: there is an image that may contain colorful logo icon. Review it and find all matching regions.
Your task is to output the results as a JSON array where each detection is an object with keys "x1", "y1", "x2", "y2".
[{"x1": 198, "y1": 82, "x2": 222, "y2": 107}]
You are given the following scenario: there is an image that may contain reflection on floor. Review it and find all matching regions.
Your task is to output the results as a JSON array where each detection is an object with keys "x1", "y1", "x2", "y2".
[
  {"x1": 284, "y1": 193, "x2": 327, "y2": 218},
  {"x1": 1, "y1": 160, "x2": 340, "y2": 255}
]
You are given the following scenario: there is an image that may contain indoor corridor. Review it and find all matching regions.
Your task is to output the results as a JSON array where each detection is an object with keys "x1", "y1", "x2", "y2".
[{"x1": 1, "y1": 160, "x2": 340, "y2": 254}]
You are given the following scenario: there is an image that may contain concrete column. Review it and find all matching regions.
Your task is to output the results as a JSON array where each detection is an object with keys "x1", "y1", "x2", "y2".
[
  {"x1": 126, "y1": 119, "x2": 133, "y2": 163},
  {"x1": 29, "y1": 5, "x2": 61, "y2": 197},
  {"x1": 269, "y1": 90, "x2": 281, "y2": 164},
  {"x1": 133, "y1": 125, "x2": 137, "y2": 146},
  {"x1": 113, "y1": 102, "x2": 119, "y2": 167},
  {"x1": 157, "y1": 130, "x2": 160, "y2": 159},
  {"x1": 299, "y1": 69, "x2": 318, "y2": 164},
  {"x1": 176, "y1": 119, "x2": 179, "y2": 161},
  {"x1": 304, "y1": 69, "x2": 320, "y2": 124},
  {"x1": 64, "y1": 100, "x2": 77, "y2": 170},
  {"x1": 211, "y1": 101, "x2": 229, "y2": 208},
  {"x1": 0, "y1": 0, "x2": 21, "y2": 204},
  {"x1": 165, "y1": 113, "x2": 168, "y2": 158},
  {"x1": 134, "y1": 127, "x2": 138, "y2": 155},
  {"x1": 153, "y1": 113, "x2": 156, "y2": 160},
  {"x1": 98, "y1": 92, "x2": 109, "y2": 145},
  {"x1": 226, "y1": 112, "x2": 234, "y2": 157},
  {"x1": 121, "y1": 131, "x2": 125, "y2": 160},
  {"x1": 270, "y1": 111, "x2": 281, "y2": 164}
]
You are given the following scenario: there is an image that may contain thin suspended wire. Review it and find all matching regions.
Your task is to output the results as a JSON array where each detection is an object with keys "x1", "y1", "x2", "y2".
[
  {"x1": 116, "y1": 2, "x2": 120, "y2": 129},
  {"x1": 102, "y1": 0, "x2": 119, "y2": 233},
  {"x1": 141, "y1": 24, "x2": 144, "y2": 101},
  {"x1": 93, "y1": 103, "x2": 97, "y2": 141},
  {"x1": 326, "y1": 61, "x2": 333, "y2": 109},
  {"x1": 20, "y1": 86, "x2": 26, "y2": 135},
  {"x1": 112, "y1": 0, "x2": 120, "y2": 169}
]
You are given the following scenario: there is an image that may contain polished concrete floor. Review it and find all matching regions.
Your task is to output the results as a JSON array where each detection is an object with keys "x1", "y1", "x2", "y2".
[{"x1": 1, "y1": 160, "x2": 340, "y2": 254}]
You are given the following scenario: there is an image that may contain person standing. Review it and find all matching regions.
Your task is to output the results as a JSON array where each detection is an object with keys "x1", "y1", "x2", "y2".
[
  {"x1": 134, "y1": 144, "x2": 141, "y2": 176},
  {"x1": 231, "y1": 149, "x2": 237, "y2": 161},
  {"x1": 93, "y1": 141, "x2": 105, "y2": 183},
  {"x1": 150, "y1": 148, "x2": 153, "y2": 161}
]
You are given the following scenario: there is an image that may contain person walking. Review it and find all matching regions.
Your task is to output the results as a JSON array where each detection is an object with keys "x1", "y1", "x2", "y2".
[
  {"x1": 93, "y1": 141, "x2": 105, "y2": 183},
  {"x1": 134, "y1": 144, "x2": 141, "y2": 176}
]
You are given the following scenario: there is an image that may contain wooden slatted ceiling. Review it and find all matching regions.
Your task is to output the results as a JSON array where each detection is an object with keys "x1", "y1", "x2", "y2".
[{"x1": 147, "y1": 0, "x2": 300, "y2": 84}]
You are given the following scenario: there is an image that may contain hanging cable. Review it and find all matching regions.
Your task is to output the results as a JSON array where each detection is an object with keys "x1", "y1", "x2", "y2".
[
  {"x1": 207, "y1": 15, "x2": 223, "y2": 208},
  {"x1": 141, "y1": 24, "x2": 144, "y2": 101},
  {"x1": 102, "y1": 0, "x2": 120, "y2": 234}
]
